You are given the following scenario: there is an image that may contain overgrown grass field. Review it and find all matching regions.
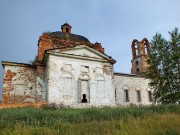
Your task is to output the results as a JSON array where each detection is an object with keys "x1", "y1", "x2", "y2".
[{"x1": 0, "y1": 105, "x2": 180, "y2": 135}]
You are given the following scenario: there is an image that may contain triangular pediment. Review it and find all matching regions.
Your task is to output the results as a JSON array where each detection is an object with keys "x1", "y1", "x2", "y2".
[
  {"x1": 61, "y1": 47, "x2": 104, "y2": 59},
  {"x1": 47, "y1": 45, "x2": 110, "y2": 60}
]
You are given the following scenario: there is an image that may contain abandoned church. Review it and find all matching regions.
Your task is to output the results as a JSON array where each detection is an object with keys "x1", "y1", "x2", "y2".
[{"x1": 1, "y1": 22, "x2": 153, "y2": 107}]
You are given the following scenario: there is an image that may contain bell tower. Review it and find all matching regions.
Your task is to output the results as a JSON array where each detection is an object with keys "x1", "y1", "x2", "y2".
[
  {"x1": 131, "y1": 38, "x2": 150, "y2": 75},
  {"x1": 61, "y1": 22, "x2": 72, "y2": 33}
]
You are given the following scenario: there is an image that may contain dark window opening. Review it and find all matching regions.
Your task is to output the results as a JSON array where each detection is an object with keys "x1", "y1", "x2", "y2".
[
  {"x1": 66, "y1": 28, "x2": 69, "y2": 32},
  {"x1": 124, "y1": 90, "x2": 129, "y2": 102},
  {"x1": 81, "y1": 94, "x2": 87, "y2": 103},
  {"x1": 115, "y1": 89, "x2": 117, "y2": 101},
  {"x1": 136, "y1": 61, "x2": 139, "y2": 65},
  {"x1": 137, "y1": 91, "x2": 141, "y2": 102},
  {"x1": 136, "y1": 68, "x2": 140, "y2": 74},
  {"x1": 148, "y1": 91, "x2": 153, "y2": 102}
]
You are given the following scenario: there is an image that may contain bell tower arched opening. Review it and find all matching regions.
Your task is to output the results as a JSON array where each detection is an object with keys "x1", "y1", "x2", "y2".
[{"x1": 131, "y1": 38, "x2": 150, "y2": 75}]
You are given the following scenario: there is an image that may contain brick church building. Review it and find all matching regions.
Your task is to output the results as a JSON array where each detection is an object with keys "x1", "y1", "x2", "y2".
[{"x1": 1, "y1": 22, "x2": 153, "y2": 107}]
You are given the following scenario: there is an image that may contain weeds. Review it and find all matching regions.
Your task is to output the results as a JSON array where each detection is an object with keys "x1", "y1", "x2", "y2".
[{"x1": 0, "y1": 104, "x2": 179, "y2": 135}]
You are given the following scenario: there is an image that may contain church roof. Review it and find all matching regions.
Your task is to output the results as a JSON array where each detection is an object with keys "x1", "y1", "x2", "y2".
[
  {"x1": 48, "y1": 32, "x2": 90, "y2": 43},
  {"x1": 44, "y1": 45, "x2": 116, "y2": 64},
  {"x1": 61, "y1": 22, "x2": 72, "y2": 28},
  {"x1": 114, "y1": 72, "x2": 144, "y2": 77}
]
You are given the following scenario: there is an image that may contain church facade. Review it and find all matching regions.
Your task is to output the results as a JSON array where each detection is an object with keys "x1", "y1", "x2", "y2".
[{"x1": 1, "y1": 23, "x2": 153, "y2": 107}]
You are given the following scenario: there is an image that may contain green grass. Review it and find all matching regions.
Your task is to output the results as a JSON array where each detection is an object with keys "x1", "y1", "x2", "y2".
[{"x1": 0, "y1": 105, "x2": 180, "y2": 135}]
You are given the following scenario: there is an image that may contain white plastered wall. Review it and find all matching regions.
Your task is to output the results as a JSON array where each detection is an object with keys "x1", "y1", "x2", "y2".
[
  {"x1": 114, "y1": 74, "x2": 153, "y2": 106},
  {"x1": 46, "y1": 54, "x2": 115, "y2": 107}
]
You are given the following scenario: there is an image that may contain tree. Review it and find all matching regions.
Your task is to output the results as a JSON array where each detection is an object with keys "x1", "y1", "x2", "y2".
[{"x1": 145, "y1": 28, "x2": 180, "y2": 104}]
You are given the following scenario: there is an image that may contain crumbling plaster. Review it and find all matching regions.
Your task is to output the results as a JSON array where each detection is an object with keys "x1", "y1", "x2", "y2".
[
  {"x1": 2, "y1": 63, "x2": 47, "y2": 104},
  {"x1": 46, "y1": 53, "x2": 115, "y2": 107},
  {"x1": 2, "y1": 65, "x2": 36, "y2": 103},
  {"x1": 114, "y1": 74, "x2": 153, "y2": 106}
]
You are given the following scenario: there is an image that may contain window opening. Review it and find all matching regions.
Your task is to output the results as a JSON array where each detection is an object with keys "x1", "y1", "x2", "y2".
[
  {"x1": 80, "y1": 80, "x2": 89, "y2": 103},
  {"x1": 145, "y1": 45, "x2": 148, "y2": 55},
  {"x1": 137, "y1": 90, "x2": 141, "y2": 102},
  {"x1": 81, "y1": 94, "x2": 87, "y2": 103},
  {"x1": 124, "y1": 90, "x2": 129, "y2": 102},
  {"x1": 135, "y1": 42, "x2": 138, "y2": 56},
  {"x1": 148, "y1": 91, "x2": 153, "y2": 102},
  {"x1": 136, "y1": 68, "x2": 140, "y2": 74},
  {"x1": 66, "y1": 28, "x2": 69, "y2": 32},
  {"x1": 136, "y1": 61, "x2": 139, "y2": 65}
]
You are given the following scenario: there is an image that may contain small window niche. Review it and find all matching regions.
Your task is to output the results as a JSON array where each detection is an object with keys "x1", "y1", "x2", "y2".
[
  {"x1": 136, "y1": 60, "x2": 139, "y2": 65},
  {"x1": 63, "y1": 64, "x2": 72, "y2": 72},
  {"x1": 136, "y1": 68, "x2": 140, "y2": 74},
  {"x1": 81, "y1": 65, "x2": 89, "y2": 73}
]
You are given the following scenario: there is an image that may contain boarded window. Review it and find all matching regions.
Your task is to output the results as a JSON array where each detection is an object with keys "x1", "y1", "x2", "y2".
[
  {"x1": 14, "y1": 84, "x2": 25, "y2": 103},
  {"x1": 80, "y1": 80, "x2": 89, "y2": 102},
  {"x1": 63, "y1": 77, "x2": 72, "y2": 100},
  {"x1": 97, "y1": 80, "x2": 105, "y2": 98},
  {"x1": 124, "y1": 90, "x2": 129, "y2": 102}
]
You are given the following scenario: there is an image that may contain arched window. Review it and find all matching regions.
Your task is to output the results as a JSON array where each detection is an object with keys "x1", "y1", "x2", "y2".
[
  {"x1": 134, "y1": 41, "x2": 138, "y2": 56},
  {"x1": 143, "y1": 38, "x2": 150, "y2": 55},
  {"x1": 146, "y1": 87, "x2": 153, "y2": 102},
  {"x1": 66, "y1": 28, "x2": 69, "y2": 32},
  {"x1": 122, "y1": 85, "x2": 129, "y2": 102},
  {"x1": 144, "y1": 44, "x2": 148, "y2": 55},
  {"x1": 136, "y1": 68, "x2": 140, "y2": 74},
  {"x1": 135, "y1": 86, "x2": 142, "y2": 102},
  {"x1": 79, "y1": 73, "x2": 90, "y2": 103}
]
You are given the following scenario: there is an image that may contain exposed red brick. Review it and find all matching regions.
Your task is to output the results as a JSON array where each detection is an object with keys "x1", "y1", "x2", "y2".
[
  {"x1": 131, "y1": 38, "x2": 150, "y2": 75},
  {"x1": 37, "y1": 33, "x2": 105, "y2": 62}
]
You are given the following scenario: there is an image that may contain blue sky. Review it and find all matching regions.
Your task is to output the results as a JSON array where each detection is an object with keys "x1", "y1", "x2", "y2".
[{"x1": 0, "y1": 0, "x2": 180, "y2": 100}]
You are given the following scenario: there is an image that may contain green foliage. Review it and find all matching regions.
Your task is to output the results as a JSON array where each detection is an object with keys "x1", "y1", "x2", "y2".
[
  {"x1": 145, "y1": 28, "x2": 180, "y2": 104},
  {"x1": 0, "y1": 105, "x2": 180, "y2": 134}
]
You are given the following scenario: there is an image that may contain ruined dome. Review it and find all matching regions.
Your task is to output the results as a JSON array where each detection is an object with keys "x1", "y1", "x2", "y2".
[
  {"x1": 47, "y1": 22, "x2": 90, "y2": 43},
  {"x1": 49, "y1": 32, "x2": 90, "y2": 43}
]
